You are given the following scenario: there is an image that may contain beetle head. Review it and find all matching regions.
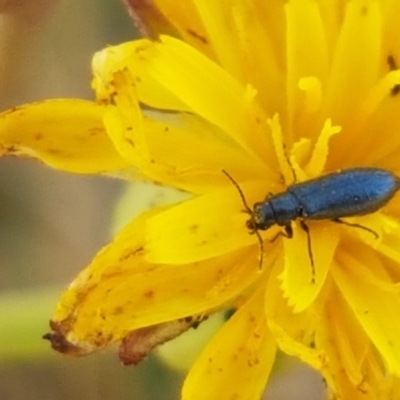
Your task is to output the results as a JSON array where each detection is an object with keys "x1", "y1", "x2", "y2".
[{"x1": 247, "y1": 202, "x2": 276, "y2": 231}]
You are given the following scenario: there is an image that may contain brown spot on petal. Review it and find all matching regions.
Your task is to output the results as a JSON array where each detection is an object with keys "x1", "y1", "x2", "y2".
[
  {"x1": 47, "y1": 148, "x2": 65, "y2": 156},
  {"x1": 43, "y1": 331, "x2": 81, "y2": 355},
  {"x1": 88, "y1": 127, "x2": 102, "y2": 136},
  {"x1": 43, "y1": 320, "x2": 83, "y2": 356},
  {"x1": 189, "y1": 224, "x2": 199, "y2": 233},
  {"x1": 119, "y1": 246, "x2": 144, "y2": 262},
  {"x1": 387, "y1": 55, "x2": 400, "y2": 96},
  {"x1": 112, "y1": 306, "x2": 124, "y2": 315},
  {"x1": 0, "y1": 144, "x2": 18, "y2": 155},
  {"x1": 143, "y1": 289, "x2": 154, "y2": 299},
  {"x1": 186, "y1": 28, "x2": 208, "y2": 45},
  {"x1": 388, "y1": 54, "x2": 397, "y2": 70},
  {"x1": 125, "y1": 138, "x2": 135, "y2": 147},
  {"x1": 44, "y1": 319, "x2": 106, "y2": 357}
]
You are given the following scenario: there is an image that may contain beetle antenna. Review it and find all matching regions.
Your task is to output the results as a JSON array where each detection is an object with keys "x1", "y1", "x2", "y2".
[
  {"x1": 282, "y1": 144, "x2": 297, "y2": 184},
  {"x1": 221, "y1": 169, "x2": 265, "y2": 269},
  {"x1": 254, "y1": 230, "x2": 265, "y2": 270},
  {"x1": 221, "y1": 169, "x2": 252, "y2": 213}
]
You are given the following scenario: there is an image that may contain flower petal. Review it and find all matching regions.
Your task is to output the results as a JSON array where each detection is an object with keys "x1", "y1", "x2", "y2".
[
  {"x1": 145, "y1": 182, "x2": 277, "y2": 264},
  {"x1": 281, "y1": 222, "x2": 340, "y2": 313},
  {"x1": 182, "y1": 284, "x2": 277, "y2": 400},
  {"x1": 374, "y1": 219, "x2": 400, "y2": 269},
  {"x1": 324, "y1": 0, "x2": 382, "y2": 147},
  {"x1": 285, "y1": 0, "x2": 329, "y2": 139},
  {"x1": 333, "y1": 254, "x2": 400, "y2": 375},
  {"x1": 191, "y1": 1, "x2": 285, "y2": 113},
  {"x1": 346, "y1": 87, "x2": 400, "y2": 170},
  {"x1": 102, "y1": 68, "x2": 261, "y2": 193},
  {"x1": 122, "y1": 36, "x2": 275, "y2": 169},
  {"x1": 154, "y1": 0, "x2": 214, "y2": 58},
  {"x1": 0, "y1": 99, "x2": 130, "y2": 174},
  {"x1": 46, "y1": 208, "x2": 261, "y2": 355},
  {"x1": 92, "y1": 42, "x2": 189, "y2": 112},
  {"x1": 266, "y1": 258, "x2": 325, "y2": 373},
  {"x1": 118, "y1": 316, "x2": 206, "y2": 365},
  {"x1": 317, "y1": 282, "x2": 387, "y2": 399}
]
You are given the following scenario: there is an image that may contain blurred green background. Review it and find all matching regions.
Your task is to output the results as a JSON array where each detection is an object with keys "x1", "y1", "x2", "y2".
[{"x1": 0, "y1": 1, "x2": 324, "y2": 399}]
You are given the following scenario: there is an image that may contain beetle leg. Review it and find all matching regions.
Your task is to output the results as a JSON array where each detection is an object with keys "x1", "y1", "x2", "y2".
[
  {"x1": 276, "y1": 224, "x2": 293, "y2": 240},
  {"x1": 284, "y1": 224, "x2": 293, "y2": 238},
  {"x1": 269, "y1": 223, "x2": 293, "y2": 242},
  {"x1": 299, "y1": 220, "x2": 315, "y2": 284},
  {"x1": 264, "y1": 192, "x2": 274, "y2": 200},
  {"x1": 331, "y1": 218, "x2": 378, "y2": 239}
]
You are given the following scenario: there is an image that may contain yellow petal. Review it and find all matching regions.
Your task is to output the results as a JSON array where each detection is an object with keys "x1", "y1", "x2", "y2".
[
  {"x1": 383, "y1": 1, "x2": 400, "y2": 68},
  {"x1": 305, "y1": 118, "x2": 342, "y2": 177},
  {"x1": 182, "y1": 284, "x2": 277, "y2": 400},
  {"x1": 154, "y1": 0, "x2": 214, "y2": 59},
  {"x1": 374, "y1": 218, "x2": 400, "y2": 269},
  {"x1": 190, "y1": 1, "x2": 248, "y2": 79},
  {"x1": 0, "y1": 99, "x2": 130, "y2": 174},
  {"x1": 318, "y1": 283, "x2": 386, "y2": 399},
  {"x1": 125, "y1": 36, "x2": 274, "y2": 169},
  {"x1": 333, "y1": 256, "x2": 400, "y2": 375},
  {"x1": 380, "y1": 376, "x2": 400, "y2": 399},
  {"x1": 137, "y1": 114, "x2": 260, "y2": 191},
  {"x1": 265, "y1": 258, "x2": 325, "y2": 372},
  {"x1": 339, "y1": 231, "x2": 400, "y2": 292},
  {"x1": 145, "y1": 181, "x2": 274, "y2": 264},
  {"x1": 191, "y1": 0, "x2": 285, "y2": 115},
  {"x1": 285, "y1": 0, "x2": 329, "y2": 139},
  {"x1": 92, "y1": 42, "x2": 189, "y2": 112},
  {"x1": 323, "y1": 0, "x2": 381, "y2": 133},
  {"x1": 46, "y1": 208, "x2": 260, "y2": 355},
  {"x1": 102, "y1": 68, "x2": 261, "y2": 193},
  {"x1": 281, "y1": 222, "x2": 340, "y2": 313},
  {"x1": 346, "y1": 91, "x2": 400, "y2": 170}
]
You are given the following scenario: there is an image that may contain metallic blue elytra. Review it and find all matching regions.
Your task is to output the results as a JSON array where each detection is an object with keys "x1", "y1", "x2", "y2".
[{"x1": 248, "y1": 167, "x2": 400, "y2": 232}]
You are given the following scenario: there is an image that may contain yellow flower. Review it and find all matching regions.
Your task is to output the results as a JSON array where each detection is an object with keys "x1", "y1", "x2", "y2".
[{"x1": 2, "y1": 0, "x2": 400, "y2": 398}]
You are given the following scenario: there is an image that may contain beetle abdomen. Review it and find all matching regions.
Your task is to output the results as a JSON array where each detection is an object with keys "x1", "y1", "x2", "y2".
[{"x1": 288, "y1": 168, "x2": 400, "y2": 220}]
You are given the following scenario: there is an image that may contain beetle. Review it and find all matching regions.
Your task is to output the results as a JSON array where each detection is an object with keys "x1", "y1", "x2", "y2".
[{"x1": 223, "y1": 167, "x2": 400, "y2": 282}]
